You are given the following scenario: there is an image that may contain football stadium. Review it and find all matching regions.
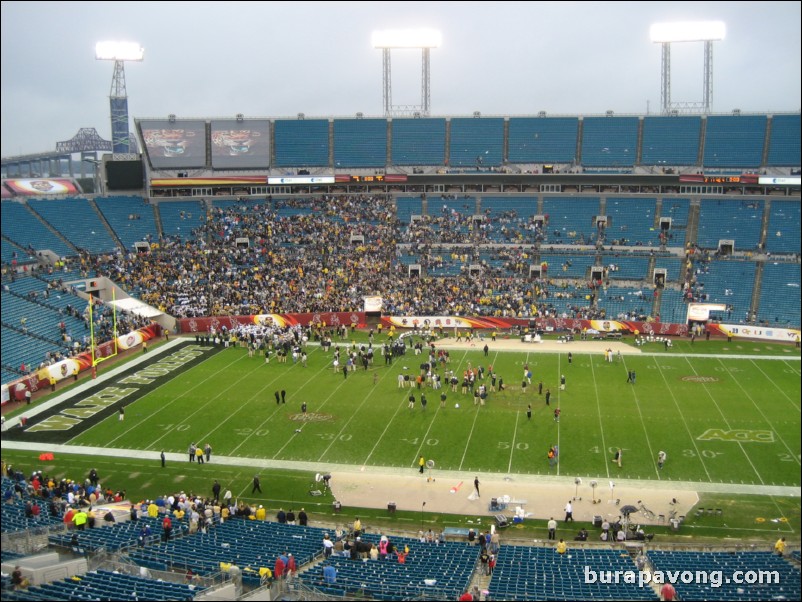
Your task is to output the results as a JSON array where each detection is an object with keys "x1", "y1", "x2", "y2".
[{"x1": 1, "y1": 24, "x2": 801, "y2": 602}]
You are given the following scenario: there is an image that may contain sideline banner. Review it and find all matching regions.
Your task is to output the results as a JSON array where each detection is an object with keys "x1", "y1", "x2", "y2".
[
  {"x1": 707, "y1": 323, "x2": 800, "y2": 342},
  {"x1": 380, "y1": 316, "x2": 692, "y2": 336},
  {"x1": 177, "y1": 312, "x2": 366, "y2": 333}
]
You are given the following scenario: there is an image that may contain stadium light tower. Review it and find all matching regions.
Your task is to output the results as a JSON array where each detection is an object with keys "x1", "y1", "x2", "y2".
[
  {"x1": 650, "y1": 21, "x2": 725, "y2": 115},
  {"x1": 96, "y1": 41, "x2": 144, "y2": 158},
  {"x1": 372, "y1": 29, "x2": 441, "y2": 117}
]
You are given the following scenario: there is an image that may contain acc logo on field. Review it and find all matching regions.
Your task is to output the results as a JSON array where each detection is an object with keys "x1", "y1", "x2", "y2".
[
  {"x1": 681, "y1": 376, "x2": 719, "y2": 383},
  {"x1": 289, "y1": 412, "x2": 333, "y2": 422},
  {"x1": 697, "y1": 429, "x2": 775, "y2": 443}
]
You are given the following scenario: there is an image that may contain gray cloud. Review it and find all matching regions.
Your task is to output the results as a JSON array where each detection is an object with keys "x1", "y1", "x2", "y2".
[{"x1": 2, "y1": 1, "x2": 799, "y2": 156}]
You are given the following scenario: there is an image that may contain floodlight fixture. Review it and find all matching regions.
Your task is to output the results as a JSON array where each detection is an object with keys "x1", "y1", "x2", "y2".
[
  {"x1": 650, "y1": 22, "x2": 725, "y2": 115},
  {"x1": 649, "y1": 21, "x2": 725, "y2": 43},
  {"x1": 95, "y1": 41, "x2": 144, "y2": 62},
  {"x1": 373, "y1": 29, "x2": 441, "y2": 117},
  {"x1": 371, "y1": 28, "x2": 442, "y2": 49}
]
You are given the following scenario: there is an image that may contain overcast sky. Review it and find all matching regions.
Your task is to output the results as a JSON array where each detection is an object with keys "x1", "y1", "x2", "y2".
[{"x1": 1, "y1": 1, "x2": 800, "y2": 157}]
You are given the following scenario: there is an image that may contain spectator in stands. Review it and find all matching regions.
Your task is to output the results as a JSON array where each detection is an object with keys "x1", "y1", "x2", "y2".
[
  {"x1": 162, "y1": 515, "x2": 172, "y2": 541},
  {"x1": 479, "y1": 548, "x2": 489, "y2": 574},
  {"x1": 660, "y1": 582, "x2": 676, "y2": 601},
  {"x1": 322, "y1": 533, "x2": 334, "y2": 557},
  {"x1": 556, "y1": 539, "x2": 568, "y2": 554},
  {"x1": 274, "y1": 555, "x2": 285, "y2": 580},
  {"x1": 73, "y1": 508, "x2": 88, "y2": 530},
  {"x1": 11, "y1": 566, "x2": 25, "y2": 590},
  {"x1": 322, "y1": 562, "x2": 337, "y2": 583},
  {"x1": 775, "y1": 536, "x2": 786, "y2": 557}
]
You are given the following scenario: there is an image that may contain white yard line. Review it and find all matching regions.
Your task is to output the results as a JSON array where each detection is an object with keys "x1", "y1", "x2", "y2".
[
  {"x1": 718, "y1": 357, "x2": 800, "y2": 466},
  {"x1": 556, "y1": 351, "x2": 561, "y2": 476},
  {"x1": 748, "y1": 359, "x2": 801, "y2": 412},
  {"x1": 622, "y1": 357, "x2": 661, "y2": 479},
  {"x1": 79, "y1": 347, "x2": 244, "y2": 448},
  {"x1": 588, "y1": 355, "x2": 611, "y2": 479},
  {"x1": 683, "y1": 357, "x2": 765, "y2": 485},
  {"x1": 508, "y1": 411, "x2": 520, "y2": 473},
  {"x1": 650, "y1": 356, "x2": 714, "y2": 482},
  {"x1": 458, "y1": 404, "x2": 483, "y2": 472},
  {"x1": 317, "y1": 365, "x2": 393, "y2": 463}
]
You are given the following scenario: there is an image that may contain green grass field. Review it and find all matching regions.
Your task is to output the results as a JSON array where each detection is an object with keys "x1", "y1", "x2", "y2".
[
  {"x1": 3, "y1": 334, "x2": 799, "y2": 542},
  {"x1": 30, "y1": 336, "x2": 802, "y2": 487}
]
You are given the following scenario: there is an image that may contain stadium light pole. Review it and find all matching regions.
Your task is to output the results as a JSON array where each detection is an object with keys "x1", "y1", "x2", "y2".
[
  {"x1": 96, "y1": 41, "x2": 144, "y2": 158},
  {"x1": 372, "y1": 29, "x2": 441, "y2": 117},
  {"x1": 650, "y1": 22, "x2": 725, "y2": 115}
]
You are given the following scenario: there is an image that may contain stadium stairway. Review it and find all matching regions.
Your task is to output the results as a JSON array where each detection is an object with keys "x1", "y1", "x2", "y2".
[{"x1": 88, "y1": 197, "x2": 124, "y2": 251}]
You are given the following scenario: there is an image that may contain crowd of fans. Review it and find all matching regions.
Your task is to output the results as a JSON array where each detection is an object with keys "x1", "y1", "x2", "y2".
[
  {"x1": 75, "y1": 194, "x2": 667, "y2": 322},
  {"x1": 8, "y1": 192, "x2": 786, "y2": 379}
]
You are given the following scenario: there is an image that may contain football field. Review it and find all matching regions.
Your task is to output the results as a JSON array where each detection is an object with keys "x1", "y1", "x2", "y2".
[{"x1": 14, "y1": 336, "x2": 799, "y2": 490}]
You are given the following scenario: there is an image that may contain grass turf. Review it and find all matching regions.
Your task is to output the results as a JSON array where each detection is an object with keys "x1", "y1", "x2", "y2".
[{"x1": 3, "y1": 333, "x2": 800, "y2": 543}]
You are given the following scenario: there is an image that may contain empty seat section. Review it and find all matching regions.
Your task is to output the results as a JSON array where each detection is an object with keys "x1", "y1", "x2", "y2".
[
  {"x1": 580, "y1": 117, "x2": 639, "y2": 168},
  {"x1": 641, "y1": 116, "x2": 701, "y2": 166},
  {"x1": 766, "y1": 113, "x2": 801, "y2": 166},
  {"x1": 334, "y1": 119, "x2": 387, "y2": 168},
  {"x1": 449, "y1": 118, "x2": 504, "y2": 167},
  {"x1": 702, "y1": 115, "x2": 766, "y2": 168},
  {"x1": 507, "y1": 117, "x2": 579, "y2": 164},
  {"x1": 273, "y1": 119, "x2": 330, "y2": 167},
  {"x1": 28, "y1": 197, "x2": 117, "y2": 254},
  {"x1": 391, "y1": 118, "x2": 446, "y2": 165}
]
